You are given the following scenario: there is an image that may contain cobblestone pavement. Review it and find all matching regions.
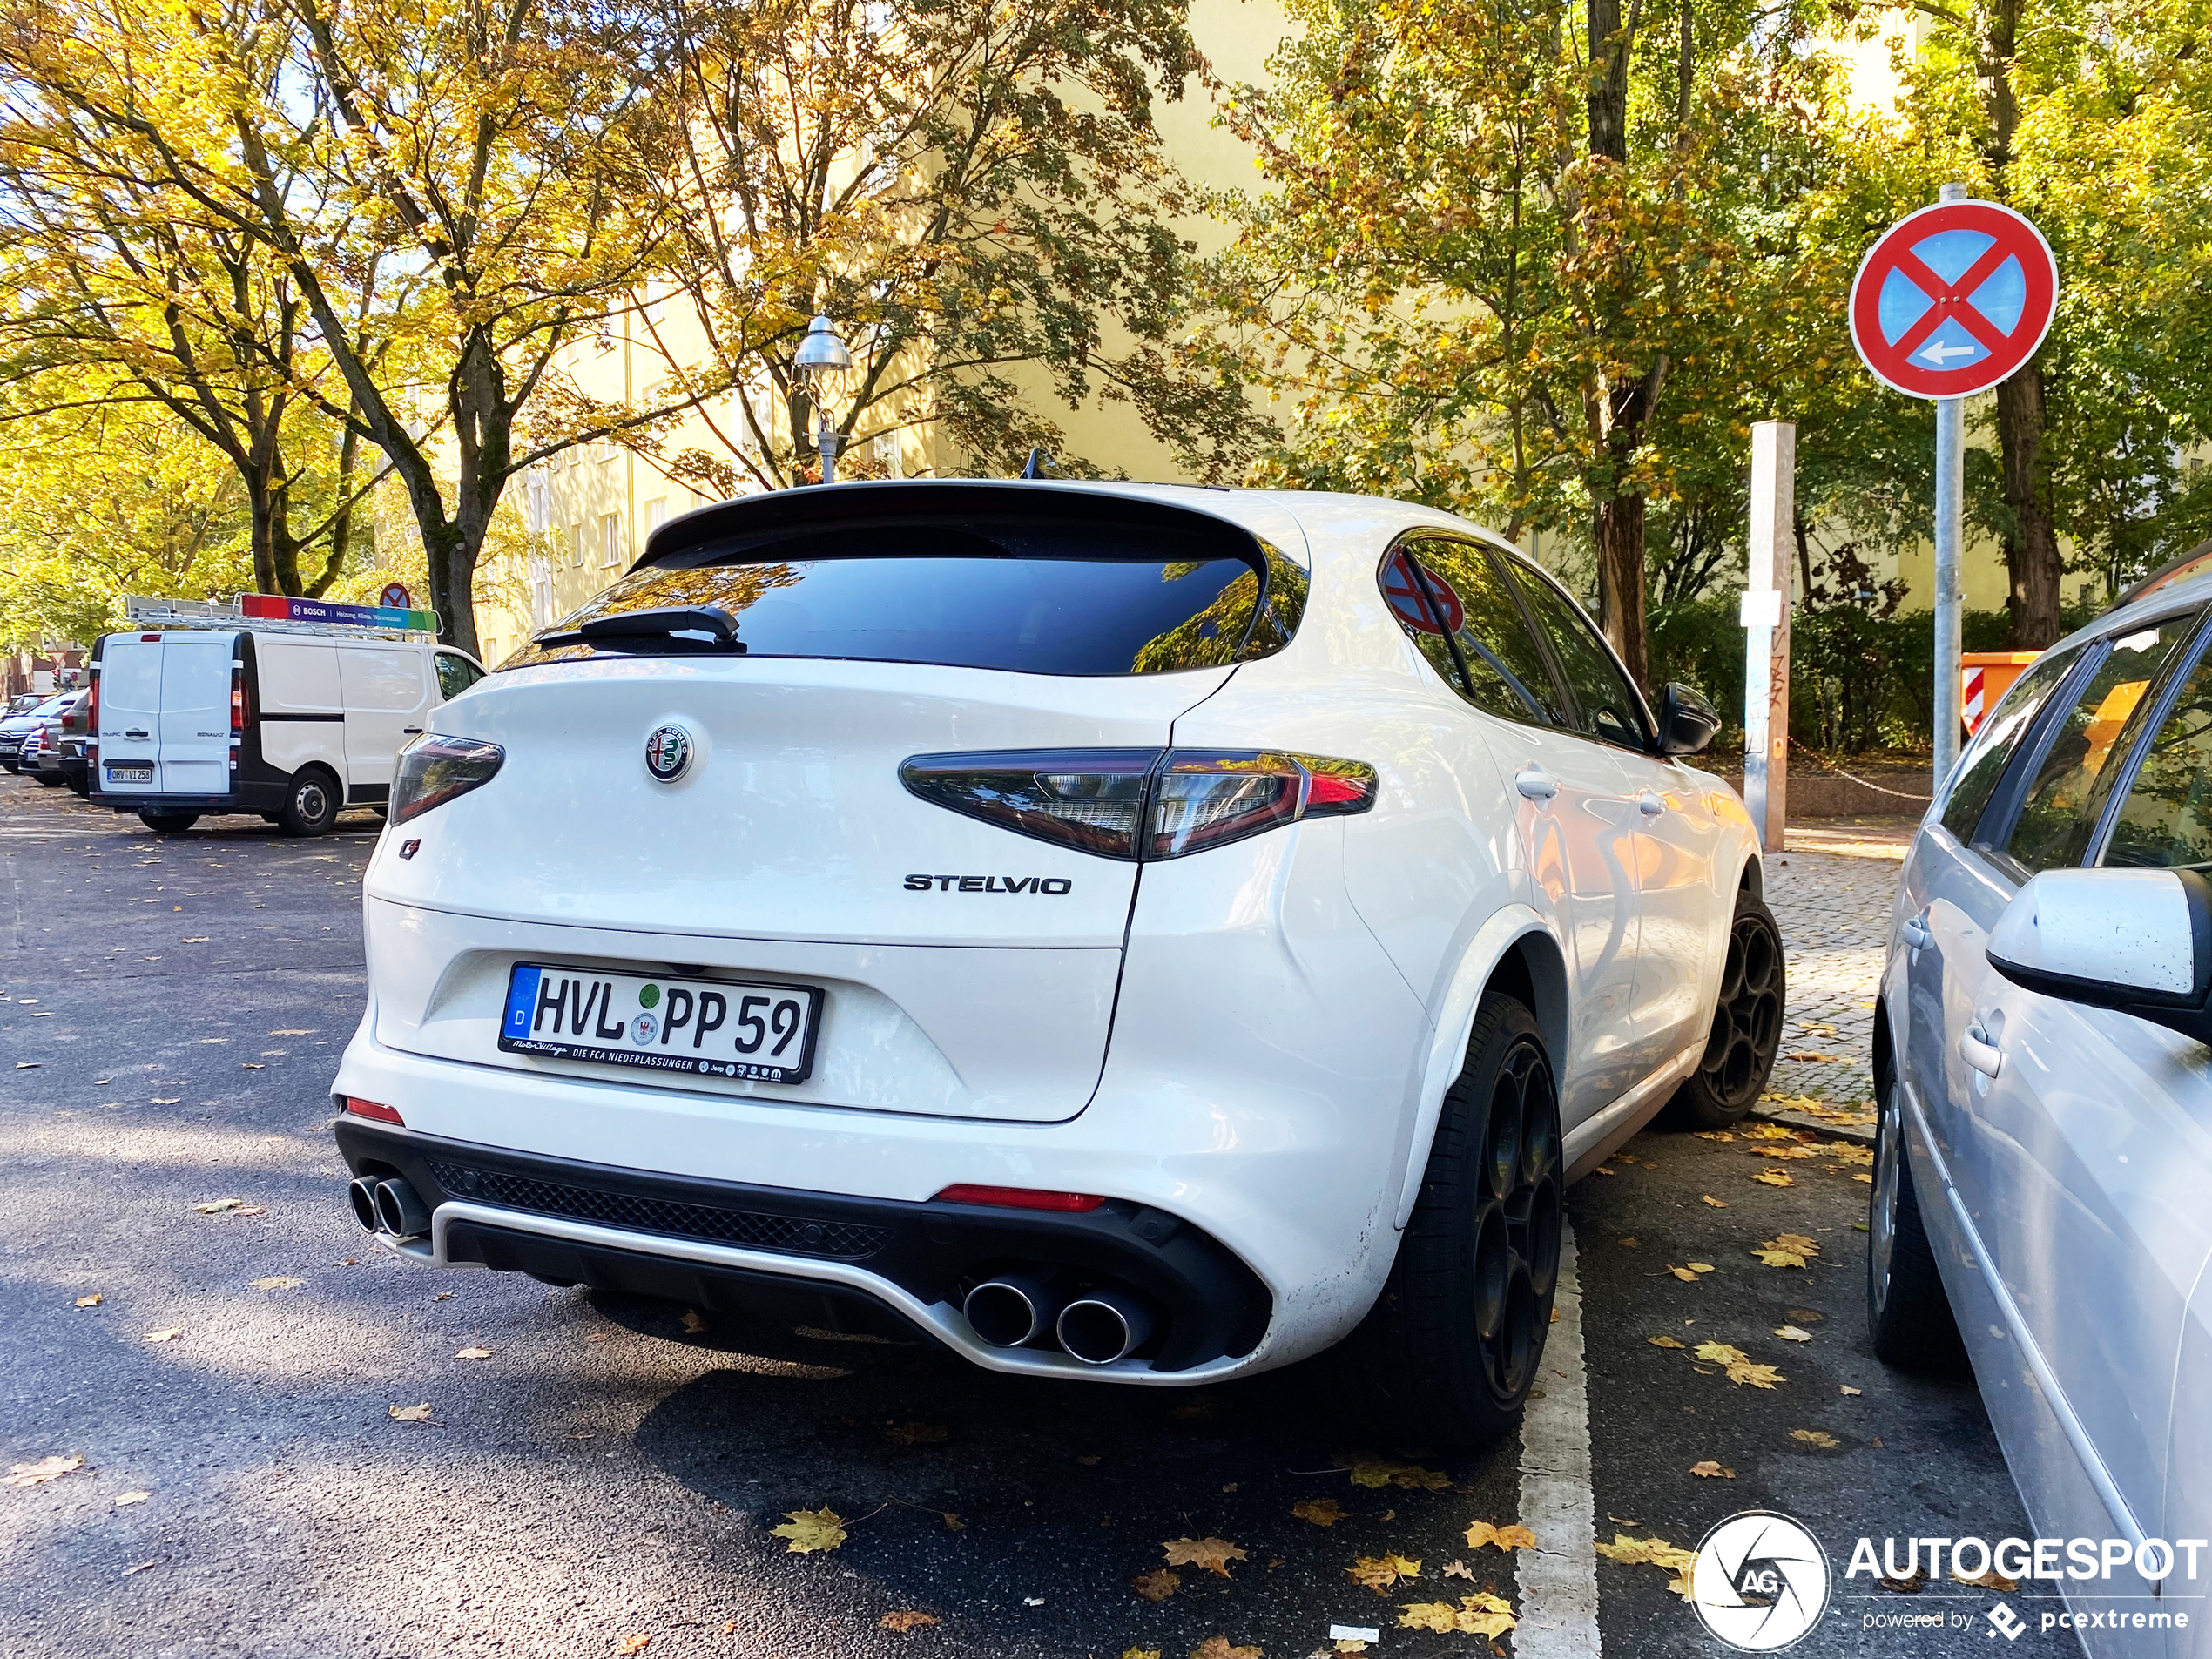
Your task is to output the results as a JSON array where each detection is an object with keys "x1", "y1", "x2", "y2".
[{"x1": 1759, "y1": 819, "x2": 1918, "y2": 1117}]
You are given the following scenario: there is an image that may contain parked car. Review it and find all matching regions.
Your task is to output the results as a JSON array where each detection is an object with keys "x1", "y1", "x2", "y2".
[
  {"x1": 1871, "y1": 577, "x2": 2212, "y2": 1653},
  {"x1": 0, "y1": 691, "x2": 68, "y2": 772},
  {"x1": 332, "y1": 481, "x2": 1777, "y2": 1445},
  {"x1": 89, "y1": 617, "x2": 486, "y2": 835},
  {"x1": 26, "y1": 688, "x2": 87, "y2": 790},
  {"x1": 16, "y1": 722, "x2": 45, "y2": 779},
  {"x1": 54, "y1": 687, "x2": 91, "y2": 794},
  {"x1": 6, "y1": 691, "x2": 45, "y2": 716}
]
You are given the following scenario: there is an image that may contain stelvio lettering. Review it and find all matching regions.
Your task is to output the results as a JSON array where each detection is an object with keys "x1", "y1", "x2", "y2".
[{"x1": 900, "y1": 873, "x2": 1070, "y2": 894}]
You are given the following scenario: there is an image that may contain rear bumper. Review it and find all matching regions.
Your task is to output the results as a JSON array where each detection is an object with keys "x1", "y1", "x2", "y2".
[
  {"x1": 89, "y1": 784, "x2": 287, "y2": 813},
  {"x1": 335, "y1": 1117, "x2": 1271, "y2": 1379}
]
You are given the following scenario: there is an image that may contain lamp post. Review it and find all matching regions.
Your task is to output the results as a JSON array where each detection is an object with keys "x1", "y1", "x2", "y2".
[{"x1": 793, "y1": 314, "x2": 851, "y2": 485}]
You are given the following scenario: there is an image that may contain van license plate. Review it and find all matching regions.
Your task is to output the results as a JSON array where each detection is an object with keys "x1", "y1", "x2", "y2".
[
  {"x1": 497, "y1": 962, "x2": 823, "y2": 1085},
  {"x1": 106, "y1": 765, "x2": 152, "y2": 783}
]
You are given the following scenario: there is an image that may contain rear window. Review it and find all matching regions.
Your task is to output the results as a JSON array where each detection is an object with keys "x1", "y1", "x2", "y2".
[{"x1": 505, "y1": 516, "x2": 1307, "y2": 678}]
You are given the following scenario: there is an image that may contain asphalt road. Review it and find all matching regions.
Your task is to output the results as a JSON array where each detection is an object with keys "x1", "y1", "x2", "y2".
[{"x1": 1, "y1": 772, "x2": 2054, "y2": 1658}]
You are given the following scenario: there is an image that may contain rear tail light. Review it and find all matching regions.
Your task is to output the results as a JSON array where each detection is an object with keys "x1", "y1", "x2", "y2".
[
  {"x1": 390, "y1": 734, "x2": 505, "y2": 824},
  {"x1": 342, "y1": 1096, "x2": 405, "y2": 1125},
  {"x1": 231, "y1": 665, "x2": 246, "y2": 733},
  {"x1": 934, "y1": 1183, "x2": 1107, "y2": 1212},
  {"x1": 900, "y1": 748, "x2": 1376, "y2": 861}
]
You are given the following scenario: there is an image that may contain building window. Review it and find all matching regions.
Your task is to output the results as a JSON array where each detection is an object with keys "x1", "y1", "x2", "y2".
[
  {"x1": 601, "y1": 511, "x2": 623, "y2": 568},
  {"x1": 645, "y1": 496, "x2": 669, "y2": 536},
  {"x1": 570, "y1": 523, "x2": 585, "y2": 568}
]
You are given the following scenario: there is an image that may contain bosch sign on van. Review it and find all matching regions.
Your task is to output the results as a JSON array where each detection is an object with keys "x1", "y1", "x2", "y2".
[{"x1": 90, "y1": 595, "x2": 486, "y2": 836}]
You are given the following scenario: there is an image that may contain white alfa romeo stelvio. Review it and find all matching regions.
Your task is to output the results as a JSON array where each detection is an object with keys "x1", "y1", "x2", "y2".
[{"x1": 333, "y1": 481, "x2": 1781, "y2": 1443}]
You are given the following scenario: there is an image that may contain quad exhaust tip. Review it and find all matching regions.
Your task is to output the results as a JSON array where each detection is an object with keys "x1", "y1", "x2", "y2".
[
  {"x1": 1056, "y1": 1286, "x2": 1156, "y2": 1366},
  {"x1": 358, "y1": 1176, "x2": 430, "y2": 1238}
]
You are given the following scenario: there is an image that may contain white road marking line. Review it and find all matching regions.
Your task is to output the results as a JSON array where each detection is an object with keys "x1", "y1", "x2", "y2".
[{"x1": 1515, "y1": 1222, "x2": 1600, "y2": 1656}]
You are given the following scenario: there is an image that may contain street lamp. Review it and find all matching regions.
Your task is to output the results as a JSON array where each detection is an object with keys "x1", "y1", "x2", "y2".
[{"x1": 793, "y1": 313, "x2": 851, "y2": 485}]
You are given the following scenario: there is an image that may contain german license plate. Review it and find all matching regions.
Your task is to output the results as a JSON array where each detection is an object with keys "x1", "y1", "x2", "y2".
[
  {"x1": 106, "y1": 764, "x2": 152, "y2": 783},
  {"x1": 498, "y1": 962, "x2": 823, "y2": 1084}
]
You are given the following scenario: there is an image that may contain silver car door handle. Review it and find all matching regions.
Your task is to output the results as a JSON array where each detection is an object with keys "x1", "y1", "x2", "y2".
[
  {"x1": 1514, "y1": 768, "x2": 1558, "y2": 802},
  {"x1": 1637, "y1": 792, "x2": 1664, "y2": 816},
  {"x1": 1959, "y1": 1019, "x2": 2004, "y2": 1078},
  {"x1": 1901, "y1": 915, "x2": 1932, "y2": 950}
]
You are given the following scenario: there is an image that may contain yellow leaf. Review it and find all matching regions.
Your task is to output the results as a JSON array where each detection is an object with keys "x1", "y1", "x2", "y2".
[
  {"x1": 455, "y1": 1347, "x2": 495, "y2": 1359},
  {"x1": 1668, "y1": 1265, "x2": 1700, "y2": 1282},
  {"x1": 1399, "y1": 1595, "x2": 1514, "y2": 1636},
  {"x1": 1690, "y1": 1460, "x2": 1733, "y2": 1478},
  {"x1": 942, "y1": 1512, "x2": 967, "y2": 1530},
  {"x1": 1130, "y1": 1568, "x2": 1182, "y2": 1602},
  {"x1": 880, "y1": 1610, "x2": 940, "y2": 1631},
  {"x1": 1853, "y1": 1173, "x2": 1874, "y2": 1184},
  {"x1": 1338, "y1": 1451, "x2": 1450, "y2": 1488},
  {"x1": 1954, "y1": 1569, "x2": 2019, "y2": 1592},
  {"x1": 1730, "y1": 1362, "x2": 1786, "y2": 1388},
  {"x1": 388, "y1": 1403, "x2": 432, "y2": 1422},
  {"x1": 4, "y1": 1454, "x2": 83, "y2": 1487},
  {"x1": 1791, "y1": 1428, "x2": 1840, "y2": 1448},
  {"x1": 1693, "y1": 1342, "x2": 1747, "y2": 1366},
  {"x1": 1442, "y1": 1560, "x2": 1475, "y2": 1579},
  {"x1": 1465, "y1": 1520, "x2": 1536, "y2": 1552},
  {"x1": 1774, "y1": 1326, "x2": 1814, "y2": 1342},
  {"x1": 1752, "y1": 1170, "x2": 1794, "y2": 1187},
  {"x1": 192, "y1": 1199, "x2": 243, "y2": 1214},
  {"x1": 1840, "y1": 1385, "x2": 1864, "y2": 1397},
  {"x1": 74, "y1": 1293, "x2": 103, "y2": 1307},
  {"x1": 1163, "y1": 1538, "x2": 1246, "y2": 1577},
  {"x1": 1123, "y1": 1651, "x2": 1163, "y2": 1659},
  {"x1": 1686, "y1": 1262, "x2": 1715, "y2": 1273},
  {"x1": 679, "y1": 1310, "x2": 707, "y2": 1334},
  {"x1": 1595, "y1": 1534, "x2": 1698, "y2": 1571},
  {"x1": 1752, "y1": 1247, "x2": 1807, "y2": 1266},
  {"x1": 1770, "y1": 1233, "x2": 1820, "y2": 1253},
  {"x1": 1648, "y1": 1335, "x2": 1687, "y2": 1348},
  {"x1": 1757, "y1": 1145, "x2": 1817, "y2": 1160},
  {"x1": 1292, "y1": 1499, "x2": 1346, "y2": 1526},
  {"x1": 616, "y1": 1636, "x2": 650, "y2": 1656},
  {"x1": 772, "y1": 1507, "x2": 847, "y2": 1553},
  {"x1": 144, "y1": 1329, "x2": 181, "y2": 1344},
  {"x1": 1700, "y1": 1195, "x2": 1729, "y2": 1207},
  {"x1": 252, "y1": 1278, "x2": 301, "y2": 1291},
  {"x1": 114, "y1": 1490, "x2": 152, "y2": 1505},
  {"x1": 1824, "y1": 1143, "x2": 1875, "y2": 1165},
  {"x1": 1347, "y1": 1553, "x2": 1421, "y2": 1592},
  {"x1": 1189, "y1": 1640, "x2": 1261, "y2": 1659},
  {"x1": 1745, "y1": 1124, "x2": 1797, "y2": 1140}
]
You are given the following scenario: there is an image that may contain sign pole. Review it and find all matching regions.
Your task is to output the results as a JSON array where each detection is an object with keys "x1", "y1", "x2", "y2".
[
  {"x1": 1742, "y1": 421, "x2": 1795, "y2": 853},
  {"x1": 1929, "y1": 181, "x2": 1969, "y2": 792}
]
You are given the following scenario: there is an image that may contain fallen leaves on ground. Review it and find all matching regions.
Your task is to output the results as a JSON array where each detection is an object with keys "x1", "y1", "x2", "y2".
[
  {"x1": 1691, "y1": 1460, "x2": 1734, "y2": 1478},
  {"x1": 1791, "y1": 1429, "x2": 1840, "y2": 1448},
  {"x1": 1595, "y1": 1534, "x2": 1698, "y2": 1599},
  {"x1": 1130, "y1": 1568, "x2": 1181, "y2": 1602},
  {"x1": 1338, "y1": 1451, "x2": 1450, "y2": 1489},
  {"x1": 1694, "y1": 1130, "x2": 1737, "y2": 1143},
  {"x1": 1442, "y1": 1561, "x2": 1475, "y2": 1580},
  {"x1": 191, "y1": 1199, "x2": 242, "y2": 1214},
  {"x1": 1784, "y1": 1051, "x2": 1844, "y2": 1063},
  {"x1": 1840, "y1": 1385, "x2": 1864, "y2": 1397},
  {"x1": 143, "y1": 1329, "x2": 180, "y2": 1344},
  {"x1": 1701, "y1": 1195, "x2": 1730, "y2": 1208},
  {"x1": 1686, "y1": 1261, "x2": 1715, "y2": 1273},
  {"x1": 1399, "y1": 1593, "x2": 1515, "y2": 1637},
  {"x1": 616, "y1": 1635, "x2": 651, "y2": 1656},
  {"x1": 1163, "y1": 1538, "x2": 1246, "y2": 1578},
  {"x1": 1745, "y1": 1123, "x2": 1798, "y2": 1140},
  {"x1": 1695, "y1": 1342, "x2": 1784, "y2": 1387},
  {"x1": 1878, "y1": 1569, "x2": 1926, "y2": 1594},
  {"x1": 5, "y1": 1455, "x2": 83, "y2": 1487},
  {"x1": 1824, "y1": 1142, "x2": 1875, "y2": 1164},
  {"x1": 942, "y1": 1512, "x2": 966, "y2": 1530},
  {"x1": 455, "y1": 1347, "x2": 494, "y2": 1360},
  {"x1": 114, "y1": 1490, "x2": 151, "y2": 1505},
  {"x1": 73, "y1": 1294, "x2": 101, "y2": 1307},
  {"x1": 1753, "y1": 1233, "x2": 1821, "y2": 1267},
  {"x1": 1648, "y1": 1335, "x2": 1687, "y2": 1349},
  {"x1": 1667, "y1": 1263, "x2": 1716, "y2": 1282},
  {"x1": 1774, "y1": 1325, "x2": 1815, "y2": 1342},
  {"x1": 880, "y1": 1611, "x2": 941, "y2": 1631},
  {"x1": 882, "y1": 1422, "x2": 948, "y2": 1446},
  {"x1": 251, "y1": 1277, "x2": 300, "y2": 1291},
  {"x1": 1955, "y1": 1568, "x2": 2019, "y2": 1592},
  {"x1": 1347, "y1": 1554, "x2": 1421, "y2": 1592},
  {"x1": 1189, "y1": 1639, "x2": 1260, "y2": 1659},
  {"x1": 1756, "y1": 1145, "x2": 1817, "y2": 1161},
  {"x1": 1464, "y1": 1521, "x2": 1535, "y2": 1552},
  {"x1": 388, "y1": 1403, "x2": 432, "y2": 1422},
  {"x1": 1752, "y1": 1170, "x2": 1794, "y2": 1187},
  {"x1": 1852, "y1": 1173, "x2": 1874, "y2": 1184},
  {"x1": 1292, "y1": 1499, "x2": 1346, "y2": 1527},
  {"x1": 679, "y1": 1310, "x2": 708, "y2": 1334},
  {"x1": 772, "y1": 1507, "x2": 847, "y2": 1553},
  {"x1": 1123, "y1": 1650, "x2": 1162, "y2": 1659}
]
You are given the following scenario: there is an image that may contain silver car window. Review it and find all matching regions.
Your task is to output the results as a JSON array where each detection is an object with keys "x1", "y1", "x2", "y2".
[
  {"x1": 1938, "y1": 644, "x2": 2086, "y2": 843},
  {"x1": 2103, "y1": 645, "x2": 2212, "y2": 869},
  {"x1": 2002, "y1": 615, "x2": 2200, "y2": 872}
]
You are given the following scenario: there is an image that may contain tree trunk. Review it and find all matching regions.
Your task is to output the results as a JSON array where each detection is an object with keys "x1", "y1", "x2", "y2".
[
  {"x1": 247, "y1": 493, "x2": 279, "y2": 597},
  {"x1": 1595, "y1": 492, "x2": 1650, "y2": 689},
  {"x1": 1997, "y1": 361, "x2": 2062, "y2": 646}
]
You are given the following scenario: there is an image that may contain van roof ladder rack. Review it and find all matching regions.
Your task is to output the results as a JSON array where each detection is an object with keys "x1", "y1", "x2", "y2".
[{"x1": 121, "y1": 594, "x2": 441, "y2": 643}]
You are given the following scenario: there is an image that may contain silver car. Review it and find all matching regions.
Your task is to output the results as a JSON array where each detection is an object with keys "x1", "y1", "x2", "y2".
[{"x1": 1874, "y1": 577, "x2": 2212, "y2": 1654}]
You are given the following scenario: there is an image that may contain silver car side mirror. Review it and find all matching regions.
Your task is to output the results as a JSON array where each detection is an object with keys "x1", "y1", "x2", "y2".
[{"x1": 1986, "y1": 867, "x2": 2212, "y2": 1043}]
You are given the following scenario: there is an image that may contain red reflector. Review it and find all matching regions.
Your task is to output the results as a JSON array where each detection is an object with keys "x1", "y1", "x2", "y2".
[
  {"x1": 934, "y1": 1183, "x2": 1106, "y2": 1212},
  {"x1": 342, "y1": 1096, "x2": 405, "y2": 1125},
  {"x1": 141, "y1": 633, "x2": 161, "y2": 643}
]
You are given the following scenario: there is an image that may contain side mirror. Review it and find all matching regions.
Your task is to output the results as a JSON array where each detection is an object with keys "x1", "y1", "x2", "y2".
[
  {"x1": 1656, "y1": 681, "x2": 1722, "y2": 757},
  {"x1": 1986, "y1": 867, "x2": 2212, "y2": 1043}
]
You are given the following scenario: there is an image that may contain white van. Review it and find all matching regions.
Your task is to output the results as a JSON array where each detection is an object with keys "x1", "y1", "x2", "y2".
[{"x1": 90, "y1": 597, "x2": 486, "y2": 835}]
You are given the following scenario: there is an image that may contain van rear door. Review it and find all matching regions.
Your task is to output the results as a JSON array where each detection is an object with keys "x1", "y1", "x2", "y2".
[
  {"x1": 94, "y1": 636, "x2": 162, "y2": 794},
  {"x1": 155, "y1": 633, "x2": 234, "y2": 797}
]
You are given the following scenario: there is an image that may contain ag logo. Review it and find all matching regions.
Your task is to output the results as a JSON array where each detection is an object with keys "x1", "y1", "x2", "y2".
[
  {"x1": 1689, "y1": 1511, "x2": 1830, "y2": 1651},
  {"x1": 644, "y1": 725, "x2": 692, "y2": 782}
]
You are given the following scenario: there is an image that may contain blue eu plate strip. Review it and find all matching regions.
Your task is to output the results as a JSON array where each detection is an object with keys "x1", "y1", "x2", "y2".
[{"x1": 504, "y1": 966, "x2": 543, "y2": 1040}]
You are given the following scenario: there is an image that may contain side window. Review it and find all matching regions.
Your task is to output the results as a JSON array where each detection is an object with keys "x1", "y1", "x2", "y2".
[
  {"x1": 1999, "y1": 613, "x2": 2200, "y2": 872},
  {"x1": 1939, "y1": 643, "x2": 2083, "y2": 841},
  {"x1": 2102, "y1": 636, "x2": 2212, "y2": 869},
  {"x1": 1381, "y1": 542, "x2": 1561, "y2": 725},
  {"x1": 1379, "y1": 547, "x2": 1467, "y2": 695},
  {"x1": 1495, "y1": 553, "x2": 1651, "y2": 750},
  {"x1": 434, "y1": 652, "x2": 484, "y2": 700}
]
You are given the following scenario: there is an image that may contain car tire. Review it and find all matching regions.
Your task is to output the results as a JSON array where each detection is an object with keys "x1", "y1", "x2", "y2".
[
  {"x1": 279, "y1": 767, "x2": 341, "y2": 836},
  {"x1": 1662, "y1": 887, "x2": 1786, "y2": 1129},
  {"x1": 1338, "y1": 989, "x2": 1563, "y2": 1446},
  {"x1": 1867, "y1": 1077, "x2": 1967, "y2": 1371},
  {"x1": 138, "y1": 812, "x2": 199, "y2": 833}
]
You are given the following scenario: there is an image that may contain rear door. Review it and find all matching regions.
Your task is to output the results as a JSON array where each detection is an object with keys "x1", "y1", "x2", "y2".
[
  {"x1": 337, "y1": 645, "x2": 429, "y2": 791},
  {"x1": 93, "y1": 636, "x2": 164, "y2": 795},
  {"x1": 155, "y1": 632, "x2": 233, "y2": 797}
]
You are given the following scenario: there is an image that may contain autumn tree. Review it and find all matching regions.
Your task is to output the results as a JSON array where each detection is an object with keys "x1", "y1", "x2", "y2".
[
  {"x1": 1205, "y1": 0, "x2": 1847, "y2": 685},
  {"x1": 623, "y1": 0, "x2": 1257, "y2": 495}
]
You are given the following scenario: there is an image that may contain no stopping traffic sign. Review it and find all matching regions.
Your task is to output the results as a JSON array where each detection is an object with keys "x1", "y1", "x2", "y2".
[{"x1": 1848, "y1": 199, "x2": 2057, "y2": 399}]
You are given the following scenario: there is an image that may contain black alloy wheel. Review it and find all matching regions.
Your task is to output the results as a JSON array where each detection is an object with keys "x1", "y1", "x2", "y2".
[
  {"x1": 1666, "y1": 890, "x2": 1785, "y2": 1128},
  {"x1": 1342, "y1": 990, "x2": 1562, "y2": 1445}
]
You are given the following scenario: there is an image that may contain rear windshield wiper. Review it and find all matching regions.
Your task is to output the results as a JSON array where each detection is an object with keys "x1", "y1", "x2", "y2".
[{"x1": 536, "y1": 605, "x2": 748, "y2": 654}]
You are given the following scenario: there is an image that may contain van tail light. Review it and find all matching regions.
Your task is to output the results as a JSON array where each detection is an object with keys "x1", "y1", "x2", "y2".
[
  {"x1": 231, "y1": 665, "x2": 246, "y2": 733},
  {"x1": 84, "y1": 672, "x2": 97, "y2": 747},
  {"x1": 900, "y1": 749, "x2": 1377, "y2": 862}
]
